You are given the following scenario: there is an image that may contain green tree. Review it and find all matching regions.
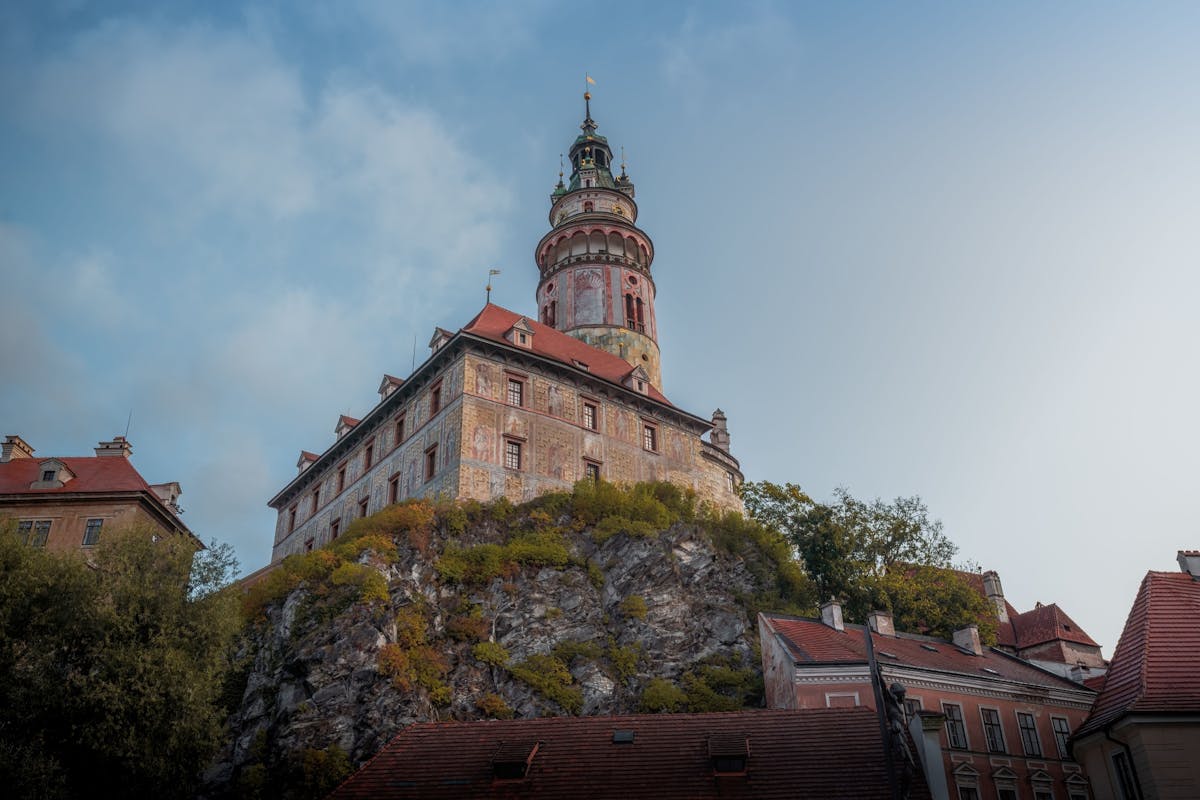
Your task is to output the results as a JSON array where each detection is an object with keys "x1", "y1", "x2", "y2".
[
  {"x1": 742, "y1": 482, "x2": 989, "y2": 637},
  {"x1": 0, "y1": 523, "x2": 242, "y2": 799}
]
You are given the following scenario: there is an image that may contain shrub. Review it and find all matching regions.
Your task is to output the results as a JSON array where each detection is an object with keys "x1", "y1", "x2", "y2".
[
  {"x1": 471, "y1": 641, "x2": 510, "y2": 666},
  {"x1": 553, "y1": 640, "x2": 603, "y2": 664},
  {"x1": 436, "y1": 544, "x2": 504, "y2": 585},
  {"x1": 446, "y1": 605, "x2": 489, "y2": 642},
  {"x1": 586, "y1": 560, "x2": 605, "y2": 589},
  {"x1": 476, "y1": 693, "x2": 514, "y2": 719},
  {"x1": 618, "y1": 595, "x2": 648, "y2": 620},
  {"x1": 509, "y1": 653, "x2": 582, "y2": 714},
  {"x1": 606, "y1": 640, "x2": 641, "y2": 680},
  {"x1": 329, "y1": 562, "x2": 389, "y2": 604},
  {"x1": 640, "y1": 678, "x2": 687, "y2": 713},
  {"x1": 378, "y1": 643, "x2": 450, "y2": 696}
]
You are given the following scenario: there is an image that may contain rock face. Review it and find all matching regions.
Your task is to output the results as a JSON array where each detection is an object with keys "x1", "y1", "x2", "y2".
[{"x1": 206, "y1": 511, "x2": 785, "y2": 794}]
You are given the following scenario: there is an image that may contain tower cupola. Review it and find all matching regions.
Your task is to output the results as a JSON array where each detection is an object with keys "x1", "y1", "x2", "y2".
[{"x1": 534, "y1": 92, "x2": 662, "y2": 388}]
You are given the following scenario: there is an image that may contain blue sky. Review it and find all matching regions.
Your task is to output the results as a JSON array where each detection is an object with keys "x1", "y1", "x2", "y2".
[{"x1": 2, "y1": 1, "x2": 1198, "y2": 653}]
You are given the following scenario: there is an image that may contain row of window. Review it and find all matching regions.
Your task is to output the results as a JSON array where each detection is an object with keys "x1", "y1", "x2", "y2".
[
  {"x1": 957, "y1": 786, "x2": 1082, "y2": 800},
  {"x1": 15, "y1": 518, "x2": 104, "y2": 547},
  {"x1": 940, "y1": 702, "x2": 1072, "y2": 759}
]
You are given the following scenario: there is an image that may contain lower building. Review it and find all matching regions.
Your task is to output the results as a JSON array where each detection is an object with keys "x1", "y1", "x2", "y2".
[
  {"x1": 1071, "y1": 551, "x2": 1200, "y2": 800},
  {"x1": 759, "y1": 606, "x2": 1097, "y2": 800},
  {"x1": 327, "y1": 708, "x2": 932, "y2": 799},
  {"x1": 0, "y1": 434, "x2": 197, "y2": 552}
]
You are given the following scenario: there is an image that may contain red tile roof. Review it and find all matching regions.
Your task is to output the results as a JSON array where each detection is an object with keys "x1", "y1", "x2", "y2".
[
  {"x1": 1076, "y1": 570, "x2": 1200, "y2": 738},
  {"x1": 298, "y1": 451, "x2": 319, "y2": 462},
  {"x1": 1011, "y1": 603, "x2": 1099, "y2": 649},
  {"x1": 338, "y1": 415, "x2": 360, "y2": 428},
  {"x1": 762, "y1": 614, "x2": 1086, "y2": 690},
  {"x1": 329, "y1": 708, "x2": 930, "y2": 800},
  {"x1": 0, "y1": 456, "x2": 153, "y2": 495},
  {"x1": 462, "y1": 304, "x2": 674, "y2": 407}
]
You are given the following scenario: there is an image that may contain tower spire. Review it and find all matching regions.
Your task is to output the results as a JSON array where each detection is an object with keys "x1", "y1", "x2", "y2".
[{"x1": 582, "y1": 74, "x2": 597, "y2": 134}]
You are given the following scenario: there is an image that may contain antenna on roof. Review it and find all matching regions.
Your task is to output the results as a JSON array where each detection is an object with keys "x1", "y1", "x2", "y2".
[
  {"x1": 486, "y1": 269, "x2": 501, "y2": 303},
  {"x1": 124, "y1": 409, "x2": 132, "y2": 439}
]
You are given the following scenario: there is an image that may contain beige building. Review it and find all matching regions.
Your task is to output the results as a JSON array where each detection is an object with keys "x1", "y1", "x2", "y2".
[
  {"x1": 1071, "y1": 551, "x2": 1200, "y2": 800},
  {"x1": 267, "y1": 97, "x2": 742, "y2": 563},
  {"x1": 0, "y1": 434, "x2": 196, "y2": 552}
]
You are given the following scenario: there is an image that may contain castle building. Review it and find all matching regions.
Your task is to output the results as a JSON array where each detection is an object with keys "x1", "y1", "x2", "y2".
[
  {"x1": 267, "y1": 96, "x2": 742, "y2": 563},
  {"x1": 0, "y1": 434, "x2": 197, "y2": 552}
]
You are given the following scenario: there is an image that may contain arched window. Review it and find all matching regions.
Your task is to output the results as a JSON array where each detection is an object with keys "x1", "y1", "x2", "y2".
[
  {"x1": 635, "y1": 297, "x2": 645, "y2": 331},
  {"x1": 625, "y1": 294, "x2": 635, "y2": 327},
  {"x1": 548, "y1": 300, "x2": 557, "y2": 327},
  {"x1": 583, "y1": 201, "x2": 594, "y2": 212}
]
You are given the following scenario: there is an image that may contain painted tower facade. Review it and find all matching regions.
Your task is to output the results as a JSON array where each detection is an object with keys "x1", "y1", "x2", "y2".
[{"x1": 534, "y1": 94, "x2": 662, "y2": 389}]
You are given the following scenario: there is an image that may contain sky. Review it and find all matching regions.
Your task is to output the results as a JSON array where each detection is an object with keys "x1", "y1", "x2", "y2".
[{"x1": 2, "y1": 1, "x2": 1198, "y2": 654}]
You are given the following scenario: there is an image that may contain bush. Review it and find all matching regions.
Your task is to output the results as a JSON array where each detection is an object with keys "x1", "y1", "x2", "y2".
[
  {"x1": 471, "y1": 641, "x2": 509, "y2": 666},
  {"x1": 552, "y1": 640, "x2": 603, "y2": 664},
  {"x1": 476, "y1": 693, "x2": 514, "y2": 719},
  {"x1": 618, "y1": 595, "x2": 648, "y2": 620},
  {"x1": 640, "y1": 678, "x2": 687, "y2": 713},
  {"x1": 509, "y1": 653, "x2": 582, "y2": 714},
  {"x1": 329, "y1": 562, "x2": 389, "y2": 604},
  {"x1": 607, "y1": 640, "x2": 641, "y2": 680}
]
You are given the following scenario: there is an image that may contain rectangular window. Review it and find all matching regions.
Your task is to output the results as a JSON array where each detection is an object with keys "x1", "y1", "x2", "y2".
[
  {"x1": 997, "y1": 790, "x2": 1018, "y2": 800},
  {"x1": 958, "y1": 789, "x2": 980, "y2": 800},
  {"x1": 388, "y1": 473, "x2": 400, "y2": 505},
  {"x1": 943, "y1": 703, "x2": 968, "y2": 750},
  {"x1": 18, "y1": 520, "x2": 51, "y2": 547},
  {"x1": 364, "y1": 441, "x2": 374, "y2": 470},
  {"x1": 642, "y1": 423, "x2": 658, "y2": 452},
  {"x1": 358, "y1": 497, "x2": 369, "y2": 518},
  {"x1": 1112, "y1": 751, "x2": 1139, "y2": 800},
  {"x1": 1051, "y1": 716, "x2": 1071, "y2": 759},
  {"x1": 305, "y1": 538, "x2": 314, "y2": 553},
  {"x1": 584, "y1": 461, "x2": 600, "y2": 482},
  {"x1": 337, "y1": 465, "x2": 346, "y2": 494},
  {"x1": 425, "y1": 445, "x2": 437, "y2": 481},
  {"x1": 430, "y1": 382, "x2": 442, "y2": 414},
  {"x1": 903, "y1": 697, "x2": 922, "y2": 722},
  {"x1": 288, "y1": 505, "x2": 297, "y2": 533},
  {"x1": 41, "y1": 469, "x2": 56, "y2": 482},
  {"x1": 1034, "y1": 792, "x2": 1052, "y2": 800},
  {"x1": 394, "y1": 414, "x2": 406, "y2": 447},
  {"x1": 981, "y1": 708, "x2": 1007, "y2": 753},
  {"x1": 505, "y1": 440, "x2": 522, "y2": 470},
  {"x1": 507, "y1": 378, "x2": 524, "y2": 406},
  {"x1": 582, "y1": 402, "x2": 597, "y2": 430},
  {"x1": 330, "y1": 519, "x2": 340, "y2": 540},
  {"x1": 311, "y1": 487, "x2": 320, "y2": 512},
  {"x1": 82, "y1": 518, "x2": 103, "y2": 547},
  {"x1": 727, "y1": 471, "x2": 736, "y2": 493},
  {"x1": 1017, "y1": 712, "x2": 1042, "y2": 757}
]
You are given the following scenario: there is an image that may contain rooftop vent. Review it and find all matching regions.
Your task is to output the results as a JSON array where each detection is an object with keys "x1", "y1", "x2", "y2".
[
  {"x1": 1, "y1": 434, "x2": 34, "y2": 462},
  {"x1": 492, "y1": 740, "x2": 539, "y2": 780},
  {"x1": 920, "y1": 644, "x2": 938, "y2": 652},
  {"x1": 878, "y1": 650, "x2": 899, "y2": 659},
  {"x1": 708, "y1": 733, "x2": 749, "y2": 775},
  {"x1": 612, "y1": 730, "x2": 635, "y2": 744}
]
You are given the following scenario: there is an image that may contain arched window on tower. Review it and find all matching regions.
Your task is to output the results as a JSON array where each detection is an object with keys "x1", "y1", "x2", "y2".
[
  {"x1": 583, "y1": 201, "x2": 594, "y2": 212},
  {"x1": 635, "y1": 297, "x2": 645, "y2": 333},
  {"x1": 625, "y1": 294, "x2": 635, "y2": 329},
  {"x1": 547, "y1": 300, "x2": 557, "y2": 328}
]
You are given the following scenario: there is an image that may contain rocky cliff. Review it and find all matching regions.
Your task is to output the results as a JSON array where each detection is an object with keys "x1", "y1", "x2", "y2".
[{"x1": 205, "y1": 483, "x2": 810, "y2": 797}]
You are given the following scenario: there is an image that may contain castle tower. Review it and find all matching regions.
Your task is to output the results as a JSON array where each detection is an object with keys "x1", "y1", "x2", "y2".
[{"x1": 534, "y1": 92, "x2": 663, "y2": 388}]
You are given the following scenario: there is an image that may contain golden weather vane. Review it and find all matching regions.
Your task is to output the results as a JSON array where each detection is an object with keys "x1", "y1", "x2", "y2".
[{"x1": 486, "y1": 269, "x2": 501, "y2": 303}]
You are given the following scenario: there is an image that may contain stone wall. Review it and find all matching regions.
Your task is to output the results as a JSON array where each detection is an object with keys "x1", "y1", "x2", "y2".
[{"x1": 0, "y1": 499, "x2": 172, "y2": 553}]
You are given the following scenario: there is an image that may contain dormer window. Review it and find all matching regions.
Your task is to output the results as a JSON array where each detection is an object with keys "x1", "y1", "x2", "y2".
[
  {"x1": 708, "y1": 734, "x2": 749, "y2": 776},
  {"x1": 492, "y1": 741, "x2": 539, "y2": 781},
  {"x1": 32, "y1": 459, "x2": 73, "y2": 488},
  {"x1": 506, "y1": 318, "x2": 535, "y2": 349},
  {"x1": 428, "y1": 327, "x2": 453, "y2": 354}
]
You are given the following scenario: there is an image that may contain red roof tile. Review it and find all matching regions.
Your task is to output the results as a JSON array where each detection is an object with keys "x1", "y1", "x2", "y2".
[
  {"x1": 298, "y1": 451, "x2": 319, "y2": 462},
  {"x1": 762, "y1": 614, "x2": 1086, "y2": 690},
  {"x1": 462, "y1": 304, "x2": 675, "y2": 407},
  {"x1": 1076, "y1": 571, "x2": 1200, "y2": 738},
  {"x1": 338, "y1": 415, "x2": 360, "y2": 428},
  {"x1": 329, "y1": 708, "x2": 930, "y2": 800},
  {"x1": 1011, "y1": 603, "x2": 1099, "y2": 649},
  {"x1": 0, "y1": 456, "x2": 153, "y2": 495}
]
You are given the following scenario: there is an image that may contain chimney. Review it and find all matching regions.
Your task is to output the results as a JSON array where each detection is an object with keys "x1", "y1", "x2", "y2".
[
  {"x1": 982, "y1": 570, "x2": 1009, "y2": 624},
  {"x1": 953, "y1": 624, "x2": 983, "y2": 656},
  {"x1": 1178, "y1": 550, "x2": 1200, "y2": 579},
  {"x1": 95, "y1": 436, "x2": 133, "y2": 458},
  {"x1": 709, "y1": 409, "x2": 731, "y2": 452},
  {"x1": 820, "y1": 599, "x2": 844, "y2": 632},
  {"x1": 867, "y1": 610, "x2": 895, "y2": 636},
  {"x1": 1, "y1": 434, "x2": 34, "y2": 462}
]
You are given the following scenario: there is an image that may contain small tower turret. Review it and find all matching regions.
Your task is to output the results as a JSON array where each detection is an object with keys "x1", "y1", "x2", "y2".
[{"x1": 534, "y1": 91, "x2": 662, "y2": 387}]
